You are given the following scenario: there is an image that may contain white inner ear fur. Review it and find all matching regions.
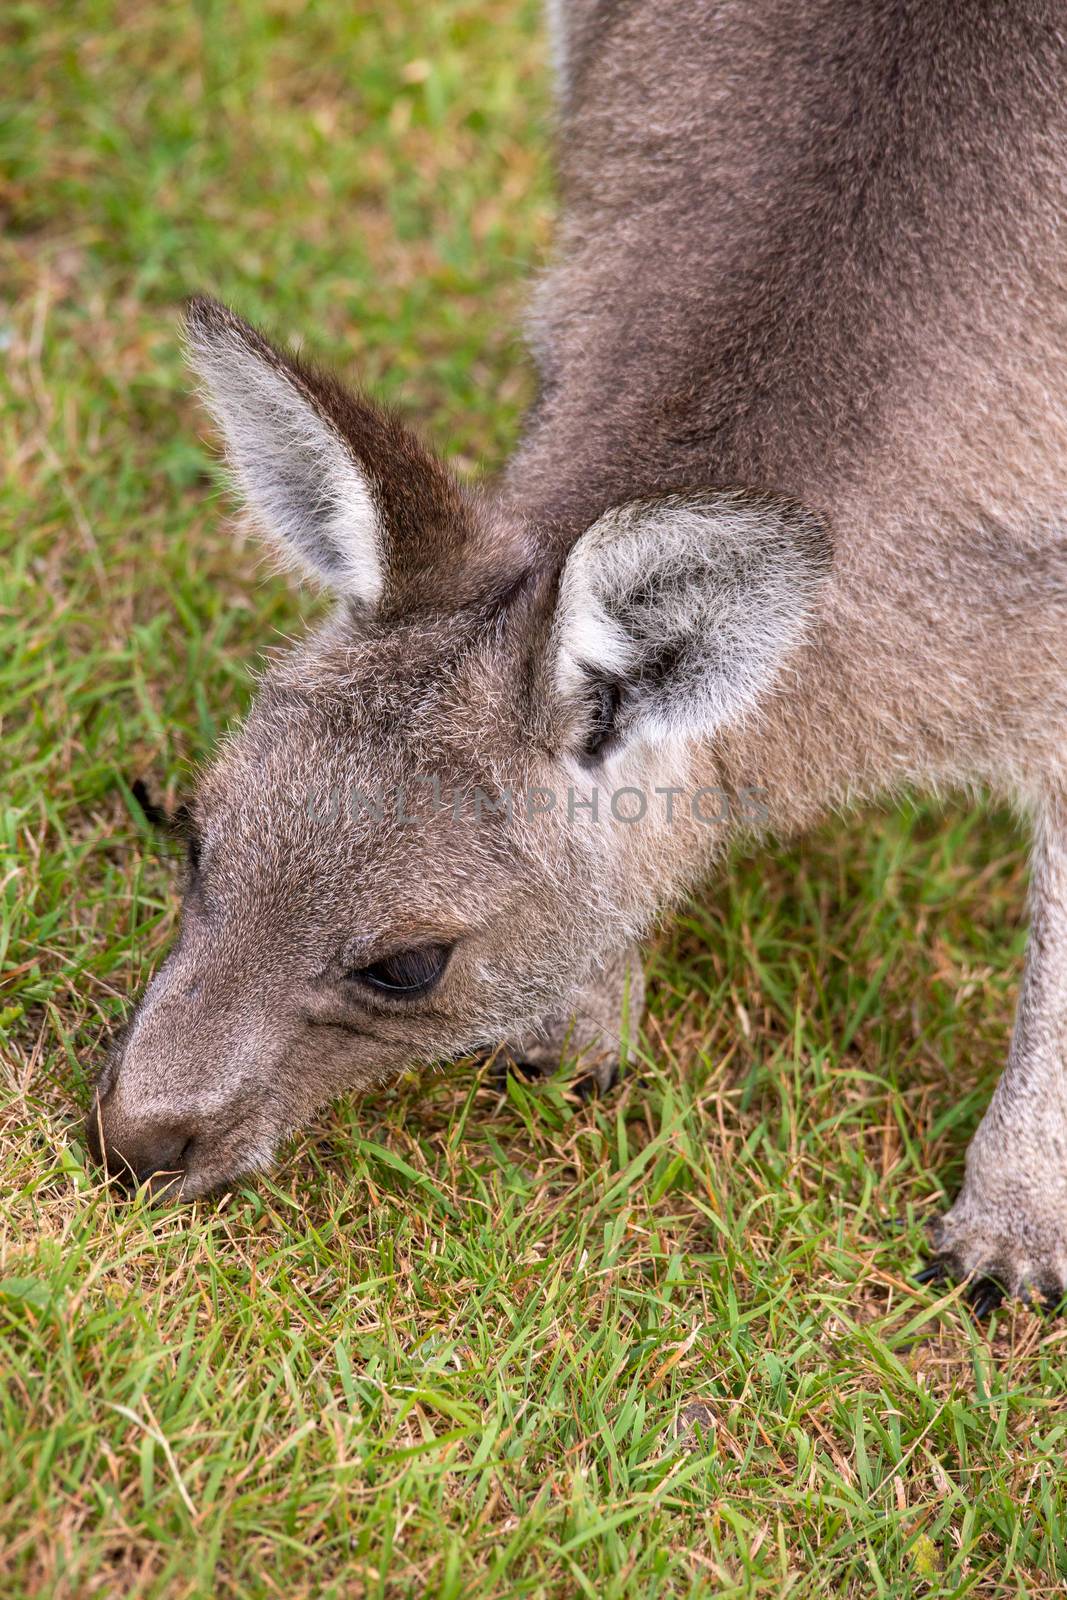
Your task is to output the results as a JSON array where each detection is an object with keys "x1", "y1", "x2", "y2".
[
  {"x1": 186, "y1": 325, "x2": 384, "y2": 604},
  {"x1": 553, "y1": 491, "x2": 827, "y2": 745}
]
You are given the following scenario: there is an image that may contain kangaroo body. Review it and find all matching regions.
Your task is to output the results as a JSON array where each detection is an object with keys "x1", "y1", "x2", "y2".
[
  {"x1": 91, "y1": 2, "x2": 1067, "y2": 1303},
  {"x1": 520, "y1": 0, "x2": 1067, "y2": 824},
  {"x1": 519, "y1": 3, "x2": 1067, "y2": 1302}
]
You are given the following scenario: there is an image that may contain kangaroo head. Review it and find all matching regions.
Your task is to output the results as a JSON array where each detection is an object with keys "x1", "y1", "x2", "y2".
[{"x1": 87, "y1": 298, "x2": 828, "y2": 1196}]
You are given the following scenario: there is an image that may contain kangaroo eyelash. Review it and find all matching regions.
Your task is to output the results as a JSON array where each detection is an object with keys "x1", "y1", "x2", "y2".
[
  {"x1": 129, "y1": 780, "x2": 203, "y2": 872},
  {"x1": 343, "y1": 943, "x2": 453, "y2": 998}
]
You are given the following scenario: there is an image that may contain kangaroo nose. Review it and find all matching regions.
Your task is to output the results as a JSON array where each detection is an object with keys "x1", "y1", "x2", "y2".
[{"x1": 85, "y1": 1094, "x2": 193, "y2": 1193}]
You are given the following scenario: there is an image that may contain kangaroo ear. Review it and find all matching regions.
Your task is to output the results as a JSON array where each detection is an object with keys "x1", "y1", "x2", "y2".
[
  {"x1": 184, "y1": 297, "x2": 484, "y2": 611},
  {"x1": 550, "y1": 490, "x2": 830, "y2": 761}
]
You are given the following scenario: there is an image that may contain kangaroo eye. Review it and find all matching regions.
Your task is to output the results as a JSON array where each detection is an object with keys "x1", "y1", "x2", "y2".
[{"x1": 347, "y1": 944, "x2": 452, "y2": 997}]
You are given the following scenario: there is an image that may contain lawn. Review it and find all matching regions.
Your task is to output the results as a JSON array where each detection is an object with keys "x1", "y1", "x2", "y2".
[{"x1": 3, "y1": 2, "x2": 1067, "y2": 1596}]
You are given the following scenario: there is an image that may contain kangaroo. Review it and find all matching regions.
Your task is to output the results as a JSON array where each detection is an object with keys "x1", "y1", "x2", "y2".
[{"x1": 88, "y1": 0, "x2": 1067, "y2": 1307}]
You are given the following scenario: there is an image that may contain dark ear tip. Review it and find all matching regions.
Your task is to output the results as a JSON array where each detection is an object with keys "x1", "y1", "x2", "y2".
[{"x1": 182, "y1": 294, "x2": 237, "y2": 345}]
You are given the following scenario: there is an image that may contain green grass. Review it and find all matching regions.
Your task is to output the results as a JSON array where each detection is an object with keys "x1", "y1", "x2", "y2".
[{"x1": 2, "y1": 2, "x2": 1066, "y2": 1595}]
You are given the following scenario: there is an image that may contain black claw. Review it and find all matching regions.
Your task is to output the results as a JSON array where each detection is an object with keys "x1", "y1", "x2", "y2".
[
  {"x1": 966, "y1": 1277, "x2": 1005, "y2": 1319},
  {"x1": 915, "y1": 1240, "x2": 1065, "y2": 1318}
]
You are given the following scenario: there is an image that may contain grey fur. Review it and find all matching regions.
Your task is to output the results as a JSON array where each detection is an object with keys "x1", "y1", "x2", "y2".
[{"x1": 90, "y1": 1, "x2": 1067, "y2": 1306}]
